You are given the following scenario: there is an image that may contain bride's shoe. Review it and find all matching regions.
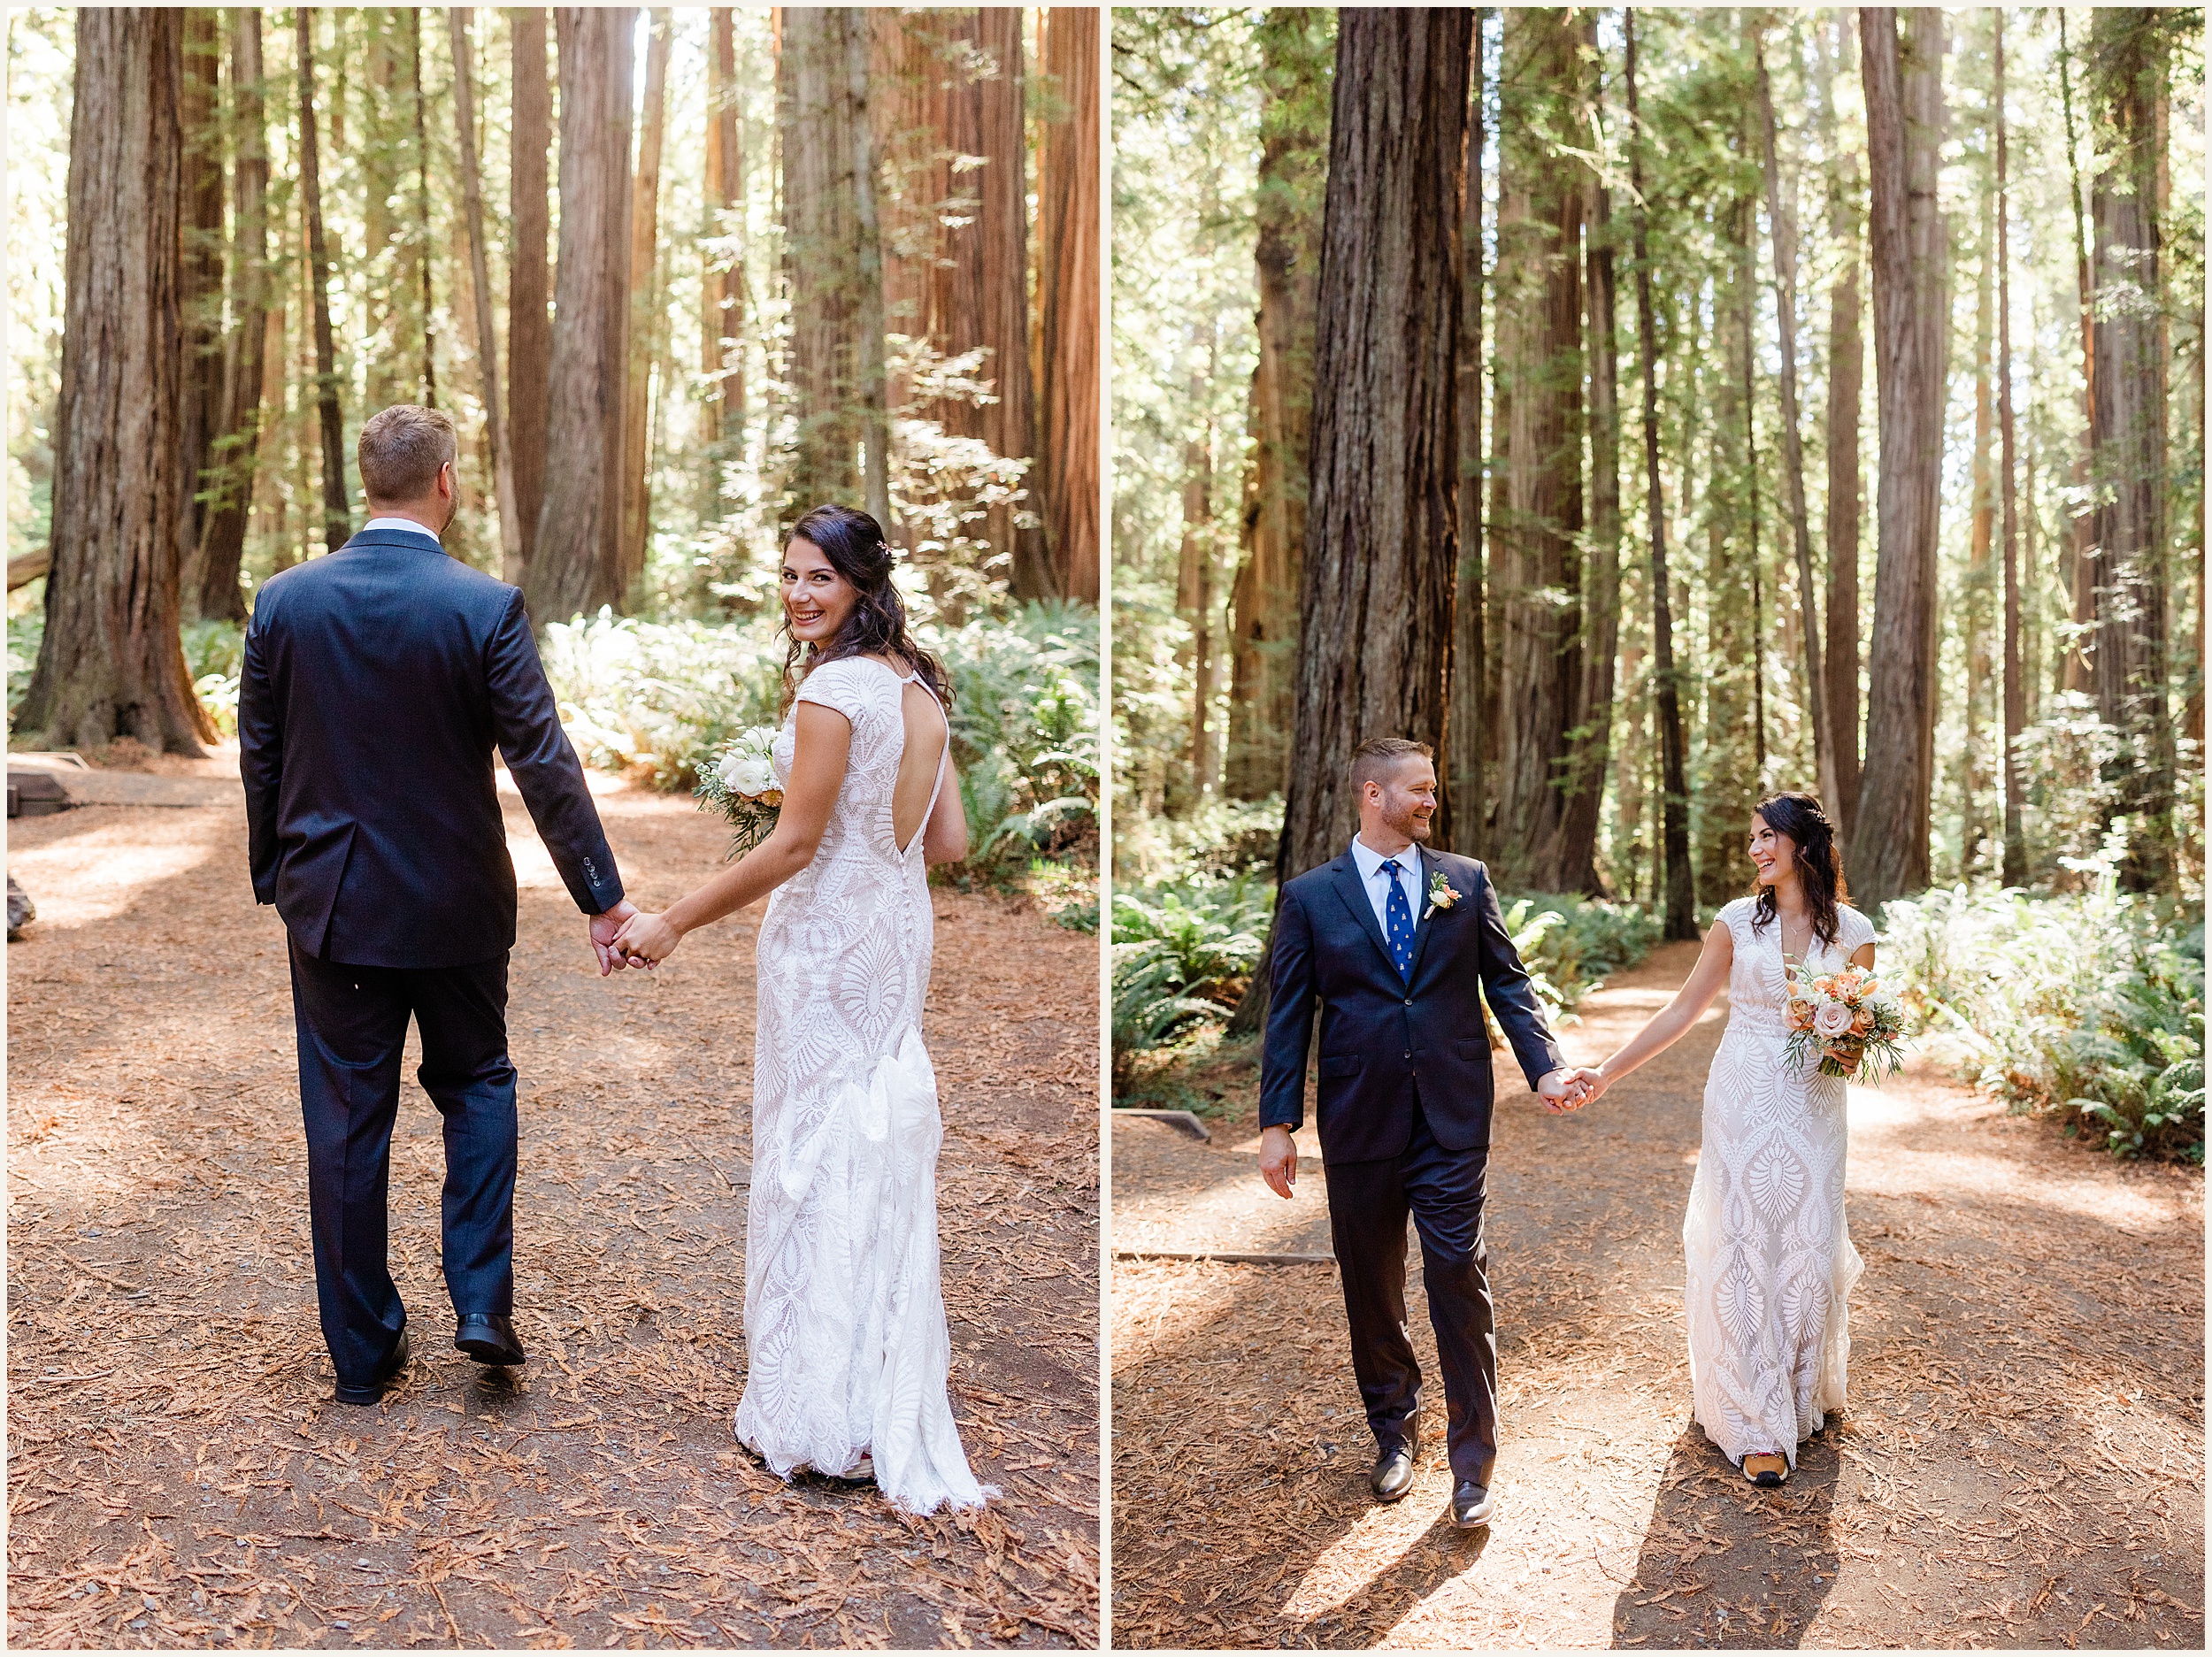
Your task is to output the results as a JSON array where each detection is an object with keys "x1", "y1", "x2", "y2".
[{"x1": 1740, "y1": 1452, "x2": 1789, "y2": 1487}]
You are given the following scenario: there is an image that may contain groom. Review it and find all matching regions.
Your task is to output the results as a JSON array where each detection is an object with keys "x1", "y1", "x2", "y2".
[
  {"x1": 241, "y1": 403, "x2": 639, "y2": 1407},
  {"x1": 1259, "y1": 738, "x2": 1591, "y2": 1529}
]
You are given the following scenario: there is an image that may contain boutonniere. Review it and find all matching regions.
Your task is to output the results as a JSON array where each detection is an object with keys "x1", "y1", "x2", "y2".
[{"x1": 1424, "y1": 870, "x2": 1460, "y2": 921}]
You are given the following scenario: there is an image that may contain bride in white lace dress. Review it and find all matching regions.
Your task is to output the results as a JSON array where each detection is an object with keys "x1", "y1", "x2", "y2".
[
  {"x1": 615, "y1": 505, "x2": 992, "y2": 1515},
  {"x1": 1576, "y1": 792, "x2": 1871, "y2": 1488}
]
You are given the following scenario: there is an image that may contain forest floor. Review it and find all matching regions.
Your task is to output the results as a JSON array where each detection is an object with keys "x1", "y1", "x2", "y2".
[
  {"x1": 6, "y1": 749, "x2": 1100, "y2": 1650},
  {"x1": 1110, "y1": 940, "x2": 2203, "y2": 1650}
]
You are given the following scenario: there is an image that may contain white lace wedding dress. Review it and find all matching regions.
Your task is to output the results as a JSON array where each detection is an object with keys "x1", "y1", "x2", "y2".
[
  {"x1": 733, "y1": 656, "x2": 990, "y2": 1515},
  {"x1": 1682, "y1": 896, "x2": 1871, "y2": 1471}
]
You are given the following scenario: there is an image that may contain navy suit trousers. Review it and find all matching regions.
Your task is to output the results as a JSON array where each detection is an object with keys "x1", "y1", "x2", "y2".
[
  {"x1": 289, "y1": 940, "x2": 517, "y2": 1386},
  {"x1": 1324, "y1": 1091, "x2": 1498, "y2": 1487}
]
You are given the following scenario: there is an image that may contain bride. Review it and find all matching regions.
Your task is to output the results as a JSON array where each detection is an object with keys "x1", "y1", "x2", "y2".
[
  {"x1": 1575, "y1": 792, "x2": 1871, "y2": 1488},
  {"x1": 613, "y1": 504, "x2": 992, "y2": 1515}
]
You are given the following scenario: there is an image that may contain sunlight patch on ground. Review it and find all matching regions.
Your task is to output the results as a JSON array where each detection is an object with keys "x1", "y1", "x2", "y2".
[
  {"x1": 1278, "y1": 1495, "x2": 1448, "y2": 1625},
  {"x1": 6, "y1": 817, "x2": 221, "y2": 927},
  {"x1": 507, "y1": 827, "x2": 563, "y2": 889}
]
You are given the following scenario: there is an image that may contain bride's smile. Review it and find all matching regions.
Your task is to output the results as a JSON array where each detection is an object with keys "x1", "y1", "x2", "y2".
[{"x1": 782, "y1": 536, "x2": 860, "y2": 644}]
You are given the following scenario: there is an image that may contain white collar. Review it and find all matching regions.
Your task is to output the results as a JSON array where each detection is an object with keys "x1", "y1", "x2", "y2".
[
  {"x1": 1350, "y1": 834, "x2": 1419, "y2": 880},
  {"x1": 361, "y1": 515, "x2": 442, "y2": 543}
]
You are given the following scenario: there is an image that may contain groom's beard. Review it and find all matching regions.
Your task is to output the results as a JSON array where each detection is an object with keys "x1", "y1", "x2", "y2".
[{"x1": 1379, "y1": 803, "x2": 1432, "y2": 843}]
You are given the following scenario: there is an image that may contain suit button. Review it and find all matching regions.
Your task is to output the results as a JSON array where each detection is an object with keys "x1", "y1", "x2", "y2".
[
  {"x1": 1402, "y1": 1051, "x2": 1411, "y2": 1060},
  {"x1": 1403, "y1": 997, "x2": 1412, "y2": 1005}
]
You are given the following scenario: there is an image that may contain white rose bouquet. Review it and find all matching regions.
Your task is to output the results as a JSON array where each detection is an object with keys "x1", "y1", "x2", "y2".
[
  {"x1": 694, "y1": 725, "x2": 783, "y2": 859},
  {"x1": 1782, "y1": 959, "x2": 1907, "y2": 1084}
]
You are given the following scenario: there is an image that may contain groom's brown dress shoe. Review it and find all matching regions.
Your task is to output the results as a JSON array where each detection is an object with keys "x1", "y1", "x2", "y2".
[
  {"x1": 456, "y1": 1313, "x2": 525, "y2": 1366},
  {"x1": 1370, "y1": 1431, "x2": 1418, "y2": 1503},
  {"x1": 334, "y1": 1329, "x2": 411, "y2": 1407},
  {"x1": 1451, "y1": 1479, "x2": 1495, "y2": 1528}
]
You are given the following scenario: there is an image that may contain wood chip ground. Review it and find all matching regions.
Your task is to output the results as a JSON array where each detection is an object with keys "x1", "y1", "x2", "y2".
[
  {"x1": 1110, "y1": 940, "x2": 2203, "y2": 1650},
  {"x1": 8, "y1": 764, "x2": 1099, "y2": 1650}
]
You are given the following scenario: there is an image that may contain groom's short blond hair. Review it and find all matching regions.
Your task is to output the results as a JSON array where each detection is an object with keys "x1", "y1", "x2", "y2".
[
  {"x1": 358, "y1": 403, "x2": 457, "y2": 504},
  {"x1": 1351, "y1": 737, "x2": 1432, "y2": 794}
]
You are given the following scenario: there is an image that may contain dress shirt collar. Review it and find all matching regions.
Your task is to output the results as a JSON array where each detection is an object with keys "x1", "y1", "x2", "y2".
[
  {"x1": 1350, "y1": 833, "x2": 1419, "y2": 883},
  {"x1": 360, "y1": 515, "x2": 443, "y2": 545}
]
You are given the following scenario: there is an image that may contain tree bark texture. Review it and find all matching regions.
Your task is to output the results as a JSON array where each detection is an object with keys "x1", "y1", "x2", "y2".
[
  {"x1": 192, "y1": 6, "x2": 269, "y2": 624},
  {"x1": 297, "y1": 6, "x2": 352, "y2": 550},
  {"x1": 2057, "y1": 12, "x2": 2099, "y2": 694},
  {"x1": 1996, "y1": 12, "x2": 2025, "y2": 886},
  {"x1": 18, "y1": 9, "x2": 214, "y2": 755},
  {"x1": 526, "y1": 6, "x2": 634, "y2": 625},
  {"x1": 1447, "y1": 8, "x2": 1486, "y2": 852},
  {"x1": 449, "y1": 6, "x2": 522, "y2": 577},
  {"x1": 1487, "y1": 7, "x2": 1585, "y2": 893},
  {"x1": 2088, "y1": 7, "x2": 2173, "y2": 888},
  {"x1": 1851, "y1": 5, "x2": 1946, "y2": 908},
  {"x1": 409, "y1": 8, "x2": 438, "y2": 408},
  {"x1": 701, "y1": 7, "x2": 742, "y2": 453},
  {"x1": 1226, "y1": 5, "x2": 1328, "y2": 802},
  {"x1": 179, "y1": 8, "x2": 227, "y2": 577},
  {"x1": 618, "y1": 9, "x2": 672, "y2": 598},
  {"x1": 508, "y1": 7, "x2": 552, "y2": 582},
  {"x1": 1040, "y1": 7, "x2": 1101, "y2": 602},
  {"x1": 1818, "y1": 14, "x2": 1863, "y2": 841},
  {"x1": 1626, "y1": 11, "x2": 1695, "y2": 940}
]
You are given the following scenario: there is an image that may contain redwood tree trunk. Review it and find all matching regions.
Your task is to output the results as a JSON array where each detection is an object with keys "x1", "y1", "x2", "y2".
[
  {"x1": 526, "y1": 6, "x2": 634, "y2": 625},
  {"x1": 449, "y1": 6, "x2": 521, "y2": 576},
  {"x1": 1850, "y1": 5, "x2": 1947, "y2": 908},
  {"x1": 17, "y1": 9, "x2": 212, "y2": 755},
  {"x1": 179, "y1": 8, "x2": 226, "y2": 580},
  {"x1": 297, "y1": 6, "x2": 351, "y2": 550},
  {"x1": 618, "y1": 9, "x2": 672, "y2": 599},
  {"x1": 1447, "y1": 8, "x2": 1486, "y2": 850},
  {"x1": 192, "y1": 6, "x2": 269, "y2": 624},
  {"x1": 1039, "y1": 7, "x2": 1100, "y2": 602},
  {"x1": 1234, "y1": 5, "x2": 1470, "y2": 1036},
  {"x1": 1488, "y1": 7, "x2": 1585, "y2": 893},
  {"x1": 1818, "y1": 14, "x2": 1863, "y2": 840},
  {"x1": 973, "y1": 9, "x2": 1041, "y2": 595},
  {"x1": 508, "y1": 7, "x2": 552, "y2": 584},
  {"x1": 1996, "y1": 13, "x2": 2025, "y2": 886},
  {"x1": 701, "y1": 7, "x2": 742, "y2": 455},
  {"x1": 1225, "y1": 5, "x2": 1328, "y2": 802}
]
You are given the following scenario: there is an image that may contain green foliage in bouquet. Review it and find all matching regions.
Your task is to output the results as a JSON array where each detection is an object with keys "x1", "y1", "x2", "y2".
[{"x1": 1883, "y1": 824, "x2": 2207, "y2": 1162}]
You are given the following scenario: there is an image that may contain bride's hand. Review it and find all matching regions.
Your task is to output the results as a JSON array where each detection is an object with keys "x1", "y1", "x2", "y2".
[{"x1": 613, "y1": 911, "x2": 680, "y2": 968}]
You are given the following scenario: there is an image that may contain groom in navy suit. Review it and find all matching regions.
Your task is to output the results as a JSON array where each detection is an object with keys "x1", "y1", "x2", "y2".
[
  {"x1": 1259, "y1": 738, "x2": 1592, "y2": 1529},
  {"x1": 241, "y1": 404, "x2": 640, "y2": 1407}
]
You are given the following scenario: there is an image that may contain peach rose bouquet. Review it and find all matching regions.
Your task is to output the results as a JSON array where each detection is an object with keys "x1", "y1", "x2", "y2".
[{"x1": 1783, "y1": 959, "x2": 1906, "y2": 1083}]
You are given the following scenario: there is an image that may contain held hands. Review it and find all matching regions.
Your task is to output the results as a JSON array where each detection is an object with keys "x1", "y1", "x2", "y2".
[
  {"x1": 1258, "y1": 1124, "x2": 1298, "y2": 1201},
  {"x1": 589, "y1": 900, "x2": 641, "y2": 977},
  {"x1": 1537, "y1": 1066, "x2": 1607, "y2": 1114},
  {"x1": 611, "y1": 909, "x2": 682, "y2": 969}
]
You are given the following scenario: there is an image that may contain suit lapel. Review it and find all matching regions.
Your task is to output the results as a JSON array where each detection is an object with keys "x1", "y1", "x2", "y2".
[
  {"x1": 1330, "y1": 855, "x2": 1400, "y2": 980},
  {"x1": 1405, "y1": 847, "x2": 1445, "y2": 985}
]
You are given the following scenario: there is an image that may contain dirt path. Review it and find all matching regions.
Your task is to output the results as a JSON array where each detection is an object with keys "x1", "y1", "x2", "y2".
[
  {"x1": 7, "y1": 766, "x2": 1099, "y2": 1650},
  {"x1": 1110, "y1": 940, "x2": 2202, "y2": 1649}
]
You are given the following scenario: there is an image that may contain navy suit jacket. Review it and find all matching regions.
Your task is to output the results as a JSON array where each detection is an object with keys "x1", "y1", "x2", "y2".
[
  {"x1": 1260, "y1": 844, "x2": 1564, "y2": 1164},
  {"x1": 239, "y1": 526, "x2": 624, "y2": 969}
]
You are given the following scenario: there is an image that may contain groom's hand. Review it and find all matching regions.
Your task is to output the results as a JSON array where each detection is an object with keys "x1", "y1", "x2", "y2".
[
  {"x1": 1537, "y1": 1068, "x2": 1591, "y2": 1114},
  {"x1": 1259, "y1": 1125, "x2": 1298, "y2": 1200},
  {"x1": 590, "y1": 900, "x2": 641, "y2": 976}
]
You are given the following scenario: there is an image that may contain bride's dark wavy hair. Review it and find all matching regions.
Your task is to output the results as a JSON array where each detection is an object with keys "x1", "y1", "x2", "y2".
[
  {"x1": 1748, "y1": 790, "x2": 1847, "y2": 950},
  {"x1": 779, "y1": 504, "x2": 951, "y2": 711}
]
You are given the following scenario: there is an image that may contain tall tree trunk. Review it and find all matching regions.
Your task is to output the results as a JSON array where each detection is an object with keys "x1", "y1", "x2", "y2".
[
  {"x1": 297, "y1": 6, "x2": 352, "y2": 549},
  {"x1": 702, "y1": 7, "x2": 742, "y2": 456},
  {"x1": 2057, "y1": 11, "x2": 2098, "y2": 694},
  {"x1": 1755, "y1": 26, "x2": 1832, "y2": 809},
  {"x1": 362, "y1": 13, "x2": 403, "y2": 410},
  {"x1": 2089, "y1": 7, "x2": 2173, "y2": 889},
  {"x1": 1850, "y1": 5, "x2": 1947, "y2": 909},
  {"x1": 508, "y1": 7, "x2": 551, "y2": 584},
  {"x1": 1997, "y1": 12, "x2": 2025, "y2": 886},
  {"x1": 1817, "y1": 14, "x2": 1863, "y2": 840},
  {"x1": 779, "y1": 7, "x2": 889, "y2": 525},
  {"x1": 16, "y1": 10, "x2": 212, "y2": 755},
  {"x1": 619, "y1": 9, "x2": 672, "y2": 597},
  {"x1": 410, "y1": 7, "x2": 437, "y2": 407},
  {"x1": 193, "y1": 7, "x2": 270, "y2": 625},
  {"x1": 1448, "y1": 8, "x2": 1486, "y2": 851},
  {"x1": 1626, "y1": 11, "x2": 1694, "y2": 940},
  {"x1": 1233, "y1": 6, "x2": 1471, "y2": 1037},
  {"x1": 1488, "y1": 6, "x2": 1585, "y2": 893},
  {"x1": 1178, "y1": 360, "x2": 1216, "y2": 798},
  {"x1": 1226, "y1": 5, "x2": 1328, "y2": 802},
  {"x1": 526, "y1": 6, "x2": 634, "y2": 624},
  {"x1": 1965, "y1": 140, "x2": 1996, "y2": 872},
  {"x1": 1040, "y1": 7, "x2": 1100, "y2": 602},
  {"x1": 972, "y1": 9, "x2": 1041, "y2": 594},
  {"x1": 1559, "y1": 16, "x2": 1617, "y2": 898},
  {"x1": 1700, "y1": 190, "x2": 1756, "y2": 904},
  {"x1": 179, "y1": 8, "x2": 227, "y2": 587},
  {"x1": 448, "y1": 7, "x2": 521, "y2": 575}
]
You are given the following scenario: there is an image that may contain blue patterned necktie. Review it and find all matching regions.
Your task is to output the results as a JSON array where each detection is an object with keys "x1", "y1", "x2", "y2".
[{"x1": 1379, "y1": 858, "x2": 1415, "y2": 980}]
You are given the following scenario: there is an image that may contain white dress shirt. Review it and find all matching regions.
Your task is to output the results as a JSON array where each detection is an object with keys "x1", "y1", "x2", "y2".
[
  {"x1": 362, "y1": 515, "x2": 442, "y2": 544},
  {"x1": 1349, "y1": 834, "x2": 1423, "y2": 938}
]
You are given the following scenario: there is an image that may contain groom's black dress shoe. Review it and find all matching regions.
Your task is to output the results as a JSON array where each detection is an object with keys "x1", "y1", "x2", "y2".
[
  {"x1": 1370, "y1": 1431, "x2": 1418, "y2": 1503},
  {"x1": 334, "y1": 1329, "x2": 411, "y2": 1407},
  {"x1": 455, "y1": 1313, "x2": 526, "y2": 1366},
  {"x1": 1450, "y1": 1479, "x2": 1495, "y2": 1529}
]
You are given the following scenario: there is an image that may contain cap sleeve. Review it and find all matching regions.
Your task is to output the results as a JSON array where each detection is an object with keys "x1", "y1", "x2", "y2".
[
  {"x1": 1837, "y1": 902, "x2": 1877, "y2": 956},
  {"x1": 793, "y1": 656, "x2": 876, "y2": 723}
]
